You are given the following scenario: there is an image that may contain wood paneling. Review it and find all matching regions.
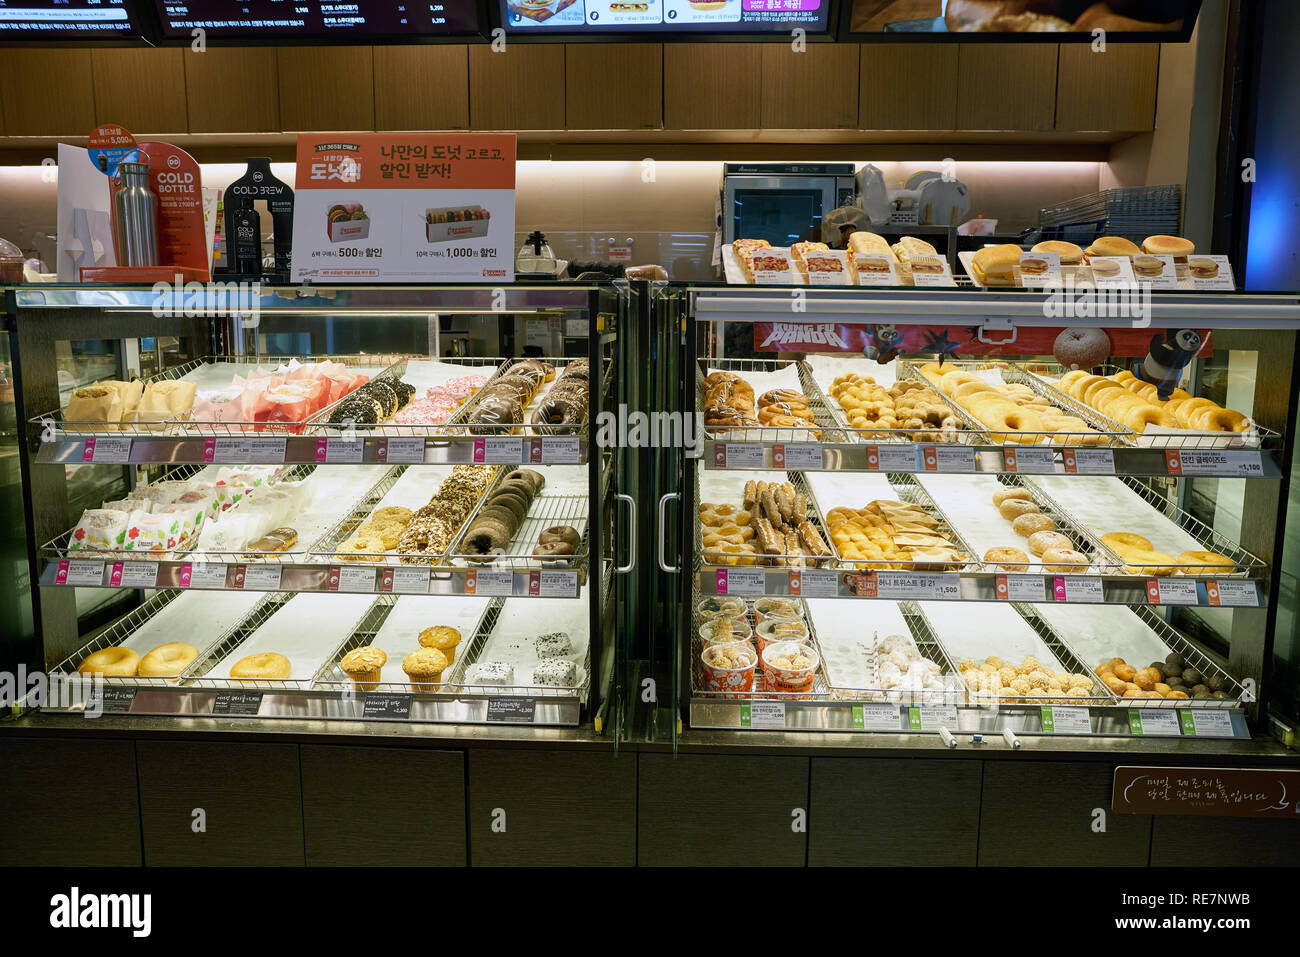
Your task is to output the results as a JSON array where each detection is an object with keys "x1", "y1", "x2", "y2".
[
  {"x1": 859, "y1": 44, "x2": 958, "y2": 131},
  {"x1": 1149, "y1": 813, "x2": 1300, "y2": 867},
  {"x1": 136, "y1": 741, "x2": 304, "y2": 866},
  {"x1": 185, "y1": 48, "x2": 279, "y2": 133},
  {"x1": 638, "y1": 753, "x2": 808, "y2": 866},
  {"x1": 665, "y1": 43, "x2": 762, "y2": 130},
  {"x1": 375, "y1": 45, "x2": 470, "y2": 131},
  {"x1": 93, "y1": 49, "x2": 189, "y2": 134},
  {"x1": 468, "y1": 750, "x2": 635, "y2": 865},
  {"x1": 278, "y1": 46, "x2": 374, "y2": 131},
  {"x1": 301, "y1": 746, "x2": 466, "y2": 866},
  {"x1": 809, "y1": 758, "x2": 981, "y2": 866},
  {"x1": 566, "y1": 43, "x2": 662, "y2": 131},
  {"x1": 469, "y1": 45, "x2": 565, "y2": 131},
  {"x1": 1, "y1": 50, "x2": 95, "y2": 136},
  {"x1": 0, "y1": 738, "x2": 141, "y2": 866},
  {"x1": 957, "y1": 43, "x2": 1059, "y2": 132},
  {"x1": 1056, "y1": 44, "x2": 1159, "y2": 132},
  {"x1": 761, "y1": 42, "x2": 859, "y2": 129}
]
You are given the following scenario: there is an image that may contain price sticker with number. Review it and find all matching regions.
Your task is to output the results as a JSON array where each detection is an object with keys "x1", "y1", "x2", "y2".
[
  {"x1": 922, "y1": 445, "x2": 976, "y2": 473},
  {"x1": 380, "y1": 437, "x2": 427, "y2": 464},
  {"x1": 774, "y1": 444, "x2": 823, "y2": 470},
  {"x1": 866, "y1": 444, "x2": 919, "y2": 472}
]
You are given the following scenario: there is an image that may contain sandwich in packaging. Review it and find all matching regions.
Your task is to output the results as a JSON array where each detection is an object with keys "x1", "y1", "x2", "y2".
[
  {"x1": 732, "y1": 238, "x2": 773, "y2": 284},
  {"x1": 891, "y1": 236, "x2": 938, "y2": 285}
]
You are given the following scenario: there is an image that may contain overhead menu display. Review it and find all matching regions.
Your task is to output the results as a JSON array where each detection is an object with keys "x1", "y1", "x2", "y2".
[
  {"x1": 0, "y1": 0, "x2": 139, "y2": 37},
  {"x1": 154, "y1": 1, "x2": 482, "y2": 39},
  {"x1": 501, "y1": 0, "x2": 829, "y2": 33}
]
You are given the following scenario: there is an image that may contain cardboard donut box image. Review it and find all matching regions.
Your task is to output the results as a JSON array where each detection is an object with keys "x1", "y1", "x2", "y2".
[
  {"x1": 327, "y1": 203, "x2": 370, "y2": 243},
  {"x1": 425, "y1": 205, "x2": 491, "y2": 244}
]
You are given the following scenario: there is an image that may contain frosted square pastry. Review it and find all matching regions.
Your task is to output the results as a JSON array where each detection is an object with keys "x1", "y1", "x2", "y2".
[
  {"x1": 532, "y1": 658, "x2": 577, "y2": 687},
  {"x1": 534, "y1": 632, "x2": 572, "y2": 658},
  {"x1": 465, "y1": 661, "x2": 513, "y2": 686}
]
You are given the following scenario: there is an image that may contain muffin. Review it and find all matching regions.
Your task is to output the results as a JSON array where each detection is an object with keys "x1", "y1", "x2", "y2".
[
  {"x1": 402, "y1": 648, "x2": 448, "y2": 690},
  {"x1": 417, "y1": 625, "x2": 462, "y2": 665},
  {"x1": 339, "y1": 646, "x2": 387, "y2": 691}
]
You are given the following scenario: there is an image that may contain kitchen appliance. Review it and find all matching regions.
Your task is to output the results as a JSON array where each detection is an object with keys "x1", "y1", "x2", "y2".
[
  {"x1": 875, "y1": 170, "x2": 972, "y2": 228},
  {"x1": 516, "y1": 230, "x2": 569, "y2": 279},
  {"x1": 722, "y1": 163, "x2": 857, "y2": 247}
]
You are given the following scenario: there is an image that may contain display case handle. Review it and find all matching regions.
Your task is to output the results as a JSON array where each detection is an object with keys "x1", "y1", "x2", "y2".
[
  {"x1": 615, "y1": 493, "x2": 636, "y2": 574},
  {"x1": 657, "y1": 492, "x2": 679, "y2": 574}
]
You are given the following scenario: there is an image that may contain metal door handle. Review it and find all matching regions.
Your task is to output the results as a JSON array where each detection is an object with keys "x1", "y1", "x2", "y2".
[
  {"x1": 615, "y1": 493, "x2": 636, "y2": 574},
  {"x1": 657, "y1": 492, "x2": 679, "y2": 573}
]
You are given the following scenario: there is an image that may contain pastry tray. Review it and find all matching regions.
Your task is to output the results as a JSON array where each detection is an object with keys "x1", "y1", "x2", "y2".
[
  {"x1": 456, "y1": 594, "x2": 593, "y2": 697},
  {"x1": 698, "y1": 358, "x2": 846, "y2": 444},
  {"x1": 442, "y1": 356, "x2": 601, "y2": 438},
  {"x1": 695, "y1": 468, "x2": 836, "y2": 571}
]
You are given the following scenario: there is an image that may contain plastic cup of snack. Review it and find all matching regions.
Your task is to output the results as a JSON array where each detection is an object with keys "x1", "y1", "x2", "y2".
[
  {"x1": 761, "y1": 640, "x2": 819, "y2": 695},
  {"x1": 755, "y1": 618, "x2": 809, "y2": 656},
  {"x1": 700, "y1": 642, "x2": 757, "y2": 699},
  {"x1": 696, "y1": 596, "x2": 749, "y2": 624},
  {"x1": 698, "y1": 618, "x2": 754, "y2": 651},
  {"x1": 753, "y1": 597, "x2": 805, "y2": 625}
]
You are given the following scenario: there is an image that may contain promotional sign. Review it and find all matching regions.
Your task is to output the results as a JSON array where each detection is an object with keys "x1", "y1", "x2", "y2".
[
  {"x1": 290, "y1": 134, "x2": 516, "y2": 283},
  {"x1": 501, "y1": 0, "x2": 830, "y2": 33}
]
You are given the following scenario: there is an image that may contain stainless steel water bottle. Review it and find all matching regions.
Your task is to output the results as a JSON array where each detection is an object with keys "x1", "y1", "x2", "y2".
[{"x1": 111, "y1": 161, "x2": 159, "y2": 267}]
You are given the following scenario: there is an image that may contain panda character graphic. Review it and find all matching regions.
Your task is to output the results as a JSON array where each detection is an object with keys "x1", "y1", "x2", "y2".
[
  {"x1": 1132, "y1": 329, "x2": 1201, "y2": 401},
  {"x1": 864, "y1": 324, "x2": 905, "y2": 364}
]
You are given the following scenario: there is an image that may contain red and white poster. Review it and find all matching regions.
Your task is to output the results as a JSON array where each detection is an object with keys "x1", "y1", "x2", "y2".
[{"x1": 290, "y1": 133, "x2": 516, "y2": 283}]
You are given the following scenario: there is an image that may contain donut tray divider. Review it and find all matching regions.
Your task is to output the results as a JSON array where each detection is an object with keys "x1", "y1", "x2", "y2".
[
  {"x1": 40, "y1": 462, "x2": 323, "y2": 564},
  {"x1": 821, "y1": 601, "x2": 966, "y2": 704},
  {"x1": 696, "y1": 357, "x2": 848, "y2": 444},
  {"x1": 1026, "y1": 474, "x2": 1265, "y2": 577},
  {"x1": 817, "y1": 365, "x2": 983, "y2": 448},
  {"x1": 695, "y1": 468, "x2": 836, "y2": 570},
  {"x1": 443, "y1": 356, "x2": 594, "y2": 437},
  {"x1": 965, "y1": 472, "x2": 1112, "y2": 574},
  {"x1": 45, "y1": 590, "x2": 202, "y2": 689},
  {"x1": 1010, "y1": 360, "x2": 1282, "y2": 452}
]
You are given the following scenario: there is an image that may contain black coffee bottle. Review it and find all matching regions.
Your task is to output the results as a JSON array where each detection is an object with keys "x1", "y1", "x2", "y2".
[{"x1": 222, "y1": 157, "x2": 294, "y2": 278}]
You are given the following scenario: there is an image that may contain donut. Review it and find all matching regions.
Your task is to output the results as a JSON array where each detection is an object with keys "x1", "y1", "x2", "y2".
[
  {"x1": 698, "y1": 508, "x2": 726, "y2": 527},
  {"x1": 539, "y1": 525, "x2": 582, "y2": 548},
  {"x1": 1041, "y1": 548, "x2": 1088, "y2": 573},
  {"x1": 463, "y1": 516, "x2": 511, "y2": 556},
  {"x1": 973, "y1": 401, "x2": 1046, "y2": 443},
  {"x1": 984, "y1": 547, "x2": 1030, "y2": 571},
  {"x1": 992, "y1": 487, "x2": 1034, "y2": 506},
  {"x1": 1173, "y1": 550, "x2": 1235, "y2": 571},
  {"x1": 1101, "y1": 532, "x2": 1153, "y2": 552},
  {"x1": 1053, "y1": 327, "x2": 1111, "y2": 370},
  {"x1": 1190, "y1": 405, "x2": 1250, "y2": 433},
  {"x1": 78, "y1": 646, "x2": 140, "y2": 677},
  {"x1": 138, "y1": 642, "x2": 199, "y2": 678},
  {"x1": 1175, "y1": 398, "x2": 1217, "y2": 429},
  {"x1": 1120, "y1": 403, "x2": 1165, "y2": 433},
  {"x1": 998, "y1": 499, "x2": 1040, "y2": 521},
  {"x1": 953, "y1": 381, "x2": 994, "y2": 402},
  {"x1": 1117, "y1": 549, "x2": 1177, "y2": 575},
  {"x1": 229, "y1": 652, "x2": 291, "y2": 680},
  {"x1": 533, "y1": 540, "x2": 575, "y2": 557},
  {"x1": 1011, "y1": 513, "x2": 1055, "y2": 537},
  {"x1": 1026, "y1": 530, "x2": 1073, "y2": 557}
]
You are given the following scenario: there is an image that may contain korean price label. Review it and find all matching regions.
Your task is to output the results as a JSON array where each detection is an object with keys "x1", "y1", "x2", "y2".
[
  {"x1": 853, "y1": 702, "x2": 902, "y2": 731},
  {"x1": 530, "y1": 570, "x2": 578, "y2": 598},
  {"x1": 379, "y1": 437, "x2": 427, "y2": 464},
  {"x1": 1040, "y1": 706, "x2": 1092, "y2": 735},
  {"x1": 203, "y1": 437, "x2": 287, "y2": 464},
  {"x1": 1053, "y1": 576, "x2": 1103, "y2": 603},
  {"x1": 81, "y1": 437, "x2": 132, "y2": 464},
  {"x1": 109, "y1": 561, "x2": 158, "y2": 589},
  {"x1": 183, "y1": 562, "x2": 229, "y2": 589},
  {"x1": 241, "y1": 564, "x2": 284, "y2": 591},
  {"x1": 55, "y1": 560, "x2": 105, "y2": 586},
  {"x1": 1062, "y1": 448, "x2": 1115, "y2": 475},
  {"x1": 907, "y1": 705, "x2": 958, "y2": 731},
  {"x1": 740, "y1": 701, "x2": 786, "y2": 729},
  {"x1": 317, "y1": 437, "x2": 364, "y2": 464},
  {"x1": 382, "y1": 567, "x2": 431, "y2": 595},
  {"x1": 1003, "y1": 446, "x2": 1055, "y2": 474},
  {"x1": 1128, "y1": 708, "x2": 1181, "y2": 736},
  {"x1": 996, "y1": 574, "x2": 1047, "y2": 602},
  {"x1": 1165, "y1": 449, "x2": 1264, "y2": 477},
  {"x1": 1206, "y1": 580, "x2": 1258, "y2": 607},
  {"x1": 866, "y1": 444, "x2": 919, "y2": 472},
  {"x1": 1179, "y1": 709, "x2": 1234, "y2": 738},
  {"x1": 1146, "y1": 578, "x2": 1199, "y2": 605},
  {"x1": 465, "y1": 569, "x2": 514, "y2": 596},
  {"x1": 789, "y1": 568, "x2": 838, "y2": 598},
  {"x1": 718, "y1": 444, "x2": 764, "y2": 469},
  {"x1": 876, "y1": 572, "x2": 960, "y2": 601},
  {"x1": 331, "y1": 566, "x2": 377, "y2": 593},
  {"x1": 714, "y1": 567, "x2": 765, "y2": 596},
  {"x1": 533, "y1": 436, "x2": 581, "y2": 464},
  {"x1": 922, "y1": 445, "x2": 975, "y2": 473},
  {"x1": 774, "y1": 444, "x2": 823, "y2": 470},
  {"x1": 474, "y1": 437, "x2": 524, "y2": 464}
]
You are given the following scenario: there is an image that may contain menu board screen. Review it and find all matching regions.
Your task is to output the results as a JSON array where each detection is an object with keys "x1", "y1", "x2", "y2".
[
  {"x1": 845, "y1": 0, "x2": 1199, "y2": 39},
  {"x1": 154, "y1": 1, "x2": 482, "y2": 38},
  {"x1": 0, "y1": 0, "x2": 139, "y2": 37},
  {"x1": 501, "y1": 0, "x2": 829, "y2": 34}
]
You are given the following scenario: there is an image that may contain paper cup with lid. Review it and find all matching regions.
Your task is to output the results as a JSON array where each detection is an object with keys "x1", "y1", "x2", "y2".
[
  {"x1": 700, "y1": 642, "x2": 757, "y2": 698},
  {"x1": 755, "y1": 618, "x2": 809, "y2": 656},
  {"x1": 761, "y1": 640, "x2": 819, "y2": 695}
]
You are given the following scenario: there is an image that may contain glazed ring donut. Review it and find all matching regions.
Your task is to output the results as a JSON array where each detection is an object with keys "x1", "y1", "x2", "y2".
[
  {"x1": 1082, "y1": 378, "x2": 1121, "y2": 405},
  {"x1": 953, "y1": 380, "x2": 994, "y2": 402},
  {"x1": 992, "y1": 487, "x2": 1033, "y2": 506},
  {"x1": 998, "y1": 499, "x2": 1041, "y2": 521},
  {"x1": 229, "y1": 652, "x2": 291, "y2": 680},
  {"x1": 938, "y1": 372, "x2": 982, "y2": 395},
  {"x1": 138, "y1": 642, "x2": 199, "y2": 678},
  {"x1": 1101, "y1": 532, "x2": 1153, "y2": 552},
  {"x1": 539, "y1": 525, "x2": 582, "y2": 548},
  {"x1": 983, "y1": 404, "x2": 1047, "y2": 443},
  {"x1": 1026, "y1": 530, "x2": 1073, "y2": 557},
  {"x1": 1174, "y1": 550, "x2": 1236, "y2": 571},
  {"x1": 1120, "y1": 403, "x2": 1165, "y2": 433},
  {"x1": 1191, "y1": 405, "x2": 1250, "y2": 433},
  {"x1": 1130, "y1": 381, "x2": 1160, "y2": 402},
  {"x1": 1058, "y1": 370, "x2": 1092, "y2": 396},
  {"x1": 1175, "y1": 398, "x2": 1217, "y2": 429},
  {"x1": 1112, "y1": 370, "x2": 1137, "y2": 385},
  {"x1": 1012, "y1": 513, "x2": 1056, "y2": 537},
  {"x1": 1041, "y1": 548, "x2": 1088, "y2": 573},
  {"x1": 78, "y1": 646, "x2": 140, "y2": 677},
  {"x1": 984, "y1": 546, "x2": 1030, "y2": 572}
]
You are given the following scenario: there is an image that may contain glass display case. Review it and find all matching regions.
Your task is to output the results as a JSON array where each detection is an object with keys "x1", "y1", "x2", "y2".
[{"x1": 8, "y1": 284, "x2": 628, "y2": 735}]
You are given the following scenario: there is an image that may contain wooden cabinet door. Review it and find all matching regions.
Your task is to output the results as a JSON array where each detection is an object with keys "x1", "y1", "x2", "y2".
[
  {"x1": 185, "y1": 48, "x2": 279, "y2": 133},
  {"x1": 93, "y1": 48, "x2": 189, "y2": 134},
  {"x1": 1056, "y1": 44, "x2": 1159, "y2": 132},
  {"x1": 0, "y1": 50, "x2": 95, "y2": 136},
  {"x1": 957, "y1": 43, "x2": 1058, "y2": 132},
  {"x1": 665, "y1": 43, "x2": 762, "y2": 130},
  {"x1": 761, "y1": 42, "x2": 859, "y2": 129},
  {"x1": 859, "y1": 44, "x2": 958, "y2": 131},
  {"x1": 469, "y1": 45, "x2": 565, "y2": 131},
  {"x1": 278, "y1": 46, "x2": 375, "y2": 131},
  {"x1": 566, "y1": 43, "x2": 662, "y2": 130},
  {"x1": 375, "y1": 45, "x2": 470, "y2": 131}
]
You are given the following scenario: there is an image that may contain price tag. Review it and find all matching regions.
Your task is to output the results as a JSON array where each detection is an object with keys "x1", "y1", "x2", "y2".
[
  {"x1": 720, "y1": 444, "x2": 764, "y2": 469},
  {"x1": 537, "y1": 436, "x2": 581, "y2": 464},
  {"x1": 81, "y1": 436, "x2": 132, "y2": 464},
  {"x1": 183, "y1": 562, "x2": 229, "y2": 589},
  {"x1": 1146, "y1": 578, "x2": 1199, "y2": 605},
  {"x1": 204, "y1": 437, "x2": 288, "y2": 464},
  {"x1": 774, "y1": 443, "x2": 823, "y2": 470},
  {"x1": 714, "y1": 567, "x2": 766, "y2": 596},
  {"x1": 1004, "y1": 446, "x2": 1056, "y2": 474},
  {"x1": 1165, "y1": 449, "x2": 1264, "y2": 477},
  {"x1": 1063, "y1": 448, "x2": 1115, "y2": 474},
  {"x1": 473, "y1": 437, "x2": 524, "y2": 464},
  {"x1": 529, "y1": 570, "x2": 579, "y2": 598},
  {"x1": 853, "y1": 702, "x2": 902, "y2": 731},
  {"x1": 866, "y1": 444, "x2": 919, "y2": 472},
  {"x1": 907, "y1": 704, "x2": 959, "y2": 731},
  {"x1": 109, "y1": 561, "x2": 159, "y2": 589},
  {"x1": 922, "y1": 445, "x2": 976, "y2": 473},
  {"x1": 362, "y1": 694, "x2": 412, "y2": 720},
  {"x1": 1018, "y1": 250, "x2": 1061, "y2": 287},
  {"x1": 1180, "y1": 709, "x2": 1235, "y2": 738},
  {"x1": 740, "y1": 701, "x2": 786, "y2": 729},
  {"x1": 876, "y1": 572, "x2": 960, "y2": 600},
  {"x1": 996, "y1": 574, "x2": 1047, "y2": 602},
  {"x1": 333, "y1": 566, "x2": 377, "y2": 593},
  {"x1": 1040, "y1": 706, "x2": 1092, "y2": 735},
  {"x1": 1206, "y1": 580, "x2": 1259, "y2": 607},
  {"x1": 380, "y1": 437, "x2": 427, "y2": 464},
  {"x1": 211, "y1": 692, "x2": 263, "y2": 716},
  {"x1": 1128, "y1": 708, "x2": 1181, "y2": 736},
  {"x1": 908, "y1": 254, "x2": 956, "y2": 287},
  {"x1": 486, "y1": 697, "x2": 537, "y2": 723},
  {"x1": 91, "y1": 687, "x2": 137, "y2": 714},
  {"x1": 53, "y1": 559, "x2": 104, "y2": 586},
  {"x1": 789, "y1": 568, "x2": 838, "y2": 597},
  {"x1": 317, "y1": 437, "x2": 364, "y2": 464},
  {"x1": 1187, "y1": 255, "x2": 1236, "y2": 291},
  {"x1": 241, "y1": 564, "x2": 283, "y2": 591},
  {"x1": 1053, "y1": 576, "x2": 1103, "y2": 603},
  {"x1": 465, "y1": 569, "x2": 514, "y2": 596},
  {"x1": 382, "y1": 567, "x2": 431, "y2": 595}
]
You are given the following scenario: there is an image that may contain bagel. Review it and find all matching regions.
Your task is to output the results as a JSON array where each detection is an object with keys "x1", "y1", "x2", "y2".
[
  {"x1": 984, "y1": 546, "x2": 1030, "y2": 572},
  {"x1": 1101, "y1": 532, "x2": 1153, "y2": 552},
  {"x1": 138, "y1": 642, "x2": 199, "y2": 678},
  {"x1": 1173, "y1": 550, "x2": 1235, "y2": 572},
  {"x1": 229, "y1": 652, "x2": 291, "y2": 680},
  {"x1": 998, "y1": 499, "x2": 1041, "y2": 521},
  {"x1": 78, "y1": 646, "x2": 140, "y2": 677},
  {"x1": 1026, "y1": 530, "x2": 1073, "y2": 557},
  {"x1": 1117, "y1": 549, "x2": 1177, "y2": 576},
  {"x1": 1012, "y1": 513, "x2": 1056, "y2": 537},
  {"x1": 992, "y1": 487, "x2": 1033, "y2": 506},
  {"x1": 1041, "y1": 548, "x2": 1088, "y2": 573}
]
